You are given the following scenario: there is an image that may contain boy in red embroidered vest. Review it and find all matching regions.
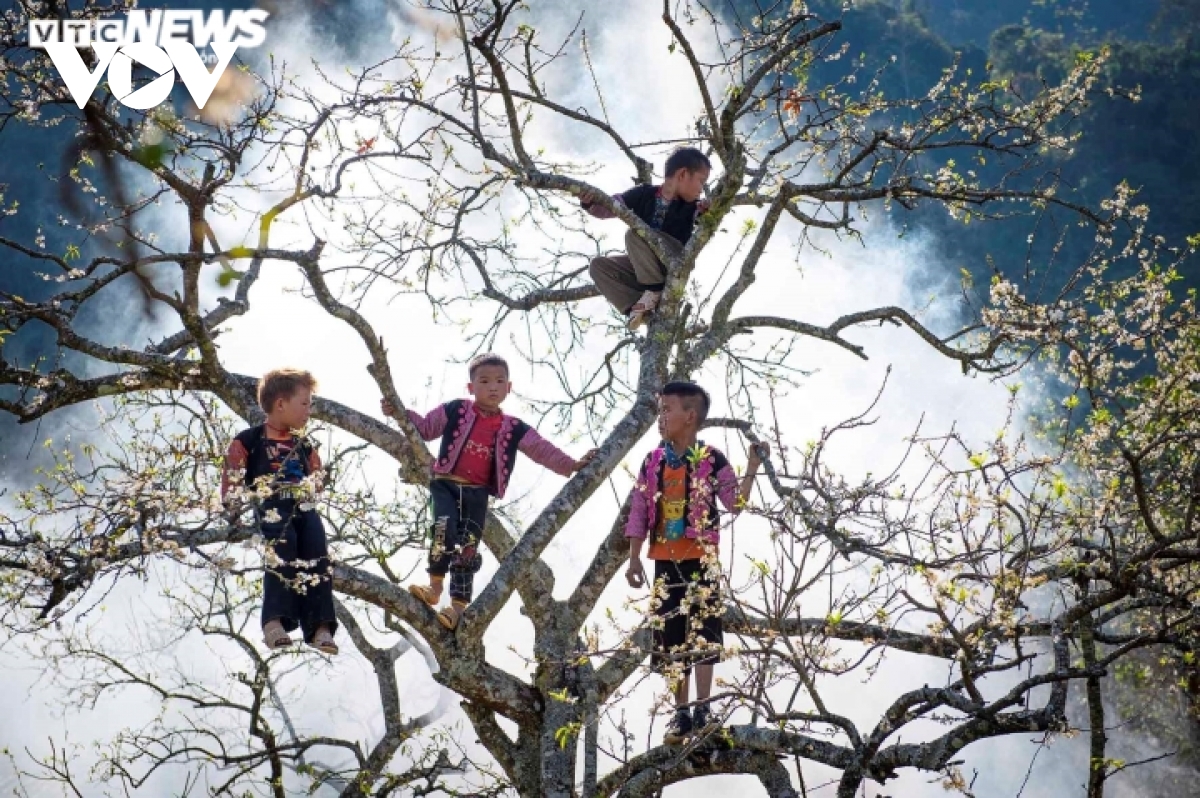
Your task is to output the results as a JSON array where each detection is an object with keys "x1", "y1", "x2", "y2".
[
  {"x1": 624, "y1": 381, "x2": 766, "y2": 744},
  {"x1": 221, "y1": 369, "x2": 338, "y2": 655},
  {"x1": 582, "y1": 147, "x2": 711, "y2": 331},
  {"x1": 381, "y1": 353, "x2": 597, "y2": 630}
]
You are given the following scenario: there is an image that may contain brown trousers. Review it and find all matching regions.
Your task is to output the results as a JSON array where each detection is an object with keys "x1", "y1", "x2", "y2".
[{"x1": 589, "y1": 229, "x2": 683, "y2": 314}]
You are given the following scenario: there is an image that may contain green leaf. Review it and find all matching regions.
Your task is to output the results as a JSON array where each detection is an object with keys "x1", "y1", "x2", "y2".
[
  {"x1": 132, "y1": 142, "x2": 170, "y2": 169},
  {"x1": 555, "y1": 722, "x2": 582, "y2": 749},
  {"x1": 216, "y1": 267, "x2": 245, "y2": 288}
]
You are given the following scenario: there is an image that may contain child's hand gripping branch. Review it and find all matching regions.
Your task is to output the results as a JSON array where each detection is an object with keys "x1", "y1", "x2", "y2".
[
  {"x1": 572, "y1": 448, "x2": 600, "y2": 472},
  {"x1": 379, "y1": 353, "x2": 597, "y2": 631}
]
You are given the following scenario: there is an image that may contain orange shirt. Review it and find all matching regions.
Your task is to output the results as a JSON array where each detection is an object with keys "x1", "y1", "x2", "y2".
[{"x1": 647, "y1": 463, "x2": 709, "y2": 561}]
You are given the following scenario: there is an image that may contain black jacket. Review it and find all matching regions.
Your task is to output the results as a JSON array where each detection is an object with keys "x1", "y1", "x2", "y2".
[
  {"x1": 617, "y1": 184, "x2": 703, "y2": 245},
  {"x1": 233, "y1": 425, "x2": 314, "y2": 486}
]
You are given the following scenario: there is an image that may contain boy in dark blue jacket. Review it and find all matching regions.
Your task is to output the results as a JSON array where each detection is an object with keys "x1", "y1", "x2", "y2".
[{"x1": 222, "y1": 369, "x2": 337, "y2": 655}]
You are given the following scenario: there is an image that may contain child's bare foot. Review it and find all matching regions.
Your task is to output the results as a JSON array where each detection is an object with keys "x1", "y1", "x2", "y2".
[
  {"x1": 437, "y1": 600, "x2": 468, "y2": 630},
  {"x1": 310, "y1": 625, "x2": 338, "y2": 655},
  {"x1": 408, "y1": 583, "x2": 441, "y2": 607},
  {"x1": 627, "y1": 290, "x2": 661, "y2": 331},
  {"x1": 262, "y1": 619, "x2": 293, "y2": 649}
]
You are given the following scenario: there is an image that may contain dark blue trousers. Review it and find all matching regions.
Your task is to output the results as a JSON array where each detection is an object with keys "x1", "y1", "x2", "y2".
[
  {"x1": 259, "y1": 498, "x2": 337, "y2": 643},
  {"x1": 427, "y1": 479, "x2": 488, "y2": 602}
]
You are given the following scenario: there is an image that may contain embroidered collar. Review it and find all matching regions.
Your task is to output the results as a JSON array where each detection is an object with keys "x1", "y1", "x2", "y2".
[{"x1": 663, "y1": 440, "x2": 701, "y2": 469}]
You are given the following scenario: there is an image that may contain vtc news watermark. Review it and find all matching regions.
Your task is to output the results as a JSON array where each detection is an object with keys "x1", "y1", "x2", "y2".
[{"x1": 28, "y1": 10, "x2": 269, "y2": 110}]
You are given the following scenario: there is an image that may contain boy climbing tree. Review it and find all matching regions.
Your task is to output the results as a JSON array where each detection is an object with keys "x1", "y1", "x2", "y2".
[
  {"x1": 382, "y1": 353, "x2": 597, "y2": 629},
  {"x1": 582, "y1": 147, "x2": 711, "y2": 330}
]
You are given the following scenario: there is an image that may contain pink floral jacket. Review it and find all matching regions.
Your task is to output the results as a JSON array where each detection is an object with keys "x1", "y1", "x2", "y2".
[
  {"x1": 624, "y1": 443, "x2": 740, "y2": 544},
  {"x1": 407, "y1": 399, "x2": 574, "y2": 498}
]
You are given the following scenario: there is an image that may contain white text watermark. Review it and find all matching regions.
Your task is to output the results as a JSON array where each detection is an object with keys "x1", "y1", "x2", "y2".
[{"x1": 29, "y1": 10, "x2": 268, "y2": 110}]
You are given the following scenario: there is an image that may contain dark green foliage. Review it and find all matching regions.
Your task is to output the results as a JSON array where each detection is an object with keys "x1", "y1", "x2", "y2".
[
  {"x1": 732, "y1": 0, "x2": 1197, "y2": 296},
  {"x1": 988, "y1": 23, "x2": 1069, "y2": 84},
  {"x1": 1150, "y1": 0, "x2": 1200, "y2": 45},
  {"x1": 904, "y1": 0, "x2": 1153, "y2": 47},
  {"x1": 1061, "y1": 40, "x2": 1200, "y2": 240}
]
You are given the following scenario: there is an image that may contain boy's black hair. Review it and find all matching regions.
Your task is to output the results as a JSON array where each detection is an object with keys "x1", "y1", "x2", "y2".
[
  {"x1": 661, "y1": 381, "x2": 711, "y2": 424},
  {"x1": 469, "y1": 352, "x2": 510, "y2": 380},
  {"x1": 664, "y1": 147, "x2": 711, "y2": 179}
]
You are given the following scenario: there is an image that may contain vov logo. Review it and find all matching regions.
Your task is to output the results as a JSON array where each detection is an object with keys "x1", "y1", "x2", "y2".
[{"x1": 28, "y1": 10, "x2": 269, "y2": 110}]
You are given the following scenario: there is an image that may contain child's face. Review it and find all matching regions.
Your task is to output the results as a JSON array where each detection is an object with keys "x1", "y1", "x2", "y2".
[
  {"x1": 657, "y1": 394, "x2": 697, "y2": 441},
  {"x1": 468, "y1": 365, "x2": 511, "y2": 409},
  {"x1": 673, "y1": 166, "x2": 710, "y2": 203},
  {"x1": 273, "y1": 387, "x2": 312, "y2": 430}
]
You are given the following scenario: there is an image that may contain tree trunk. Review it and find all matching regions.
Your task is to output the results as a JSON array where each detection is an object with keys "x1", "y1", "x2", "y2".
[{"x1": 1082, "y1": 610, "x2": 1107, "y2": 798}]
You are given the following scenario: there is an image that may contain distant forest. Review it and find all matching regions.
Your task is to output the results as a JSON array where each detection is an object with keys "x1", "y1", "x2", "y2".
[{"x1": 747, "y1": 0, "x2": 1200, "y2": 300}]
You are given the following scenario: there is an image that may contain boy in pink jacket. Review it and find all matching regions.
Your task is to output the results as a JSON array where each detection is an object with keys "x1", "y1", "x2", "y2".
[
  {"x1": 383, "y1": 353, "x2": 596, "y2": 629},
  {"x1": 625, "y1": 381, "x2": 766, "y2": 744}
]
